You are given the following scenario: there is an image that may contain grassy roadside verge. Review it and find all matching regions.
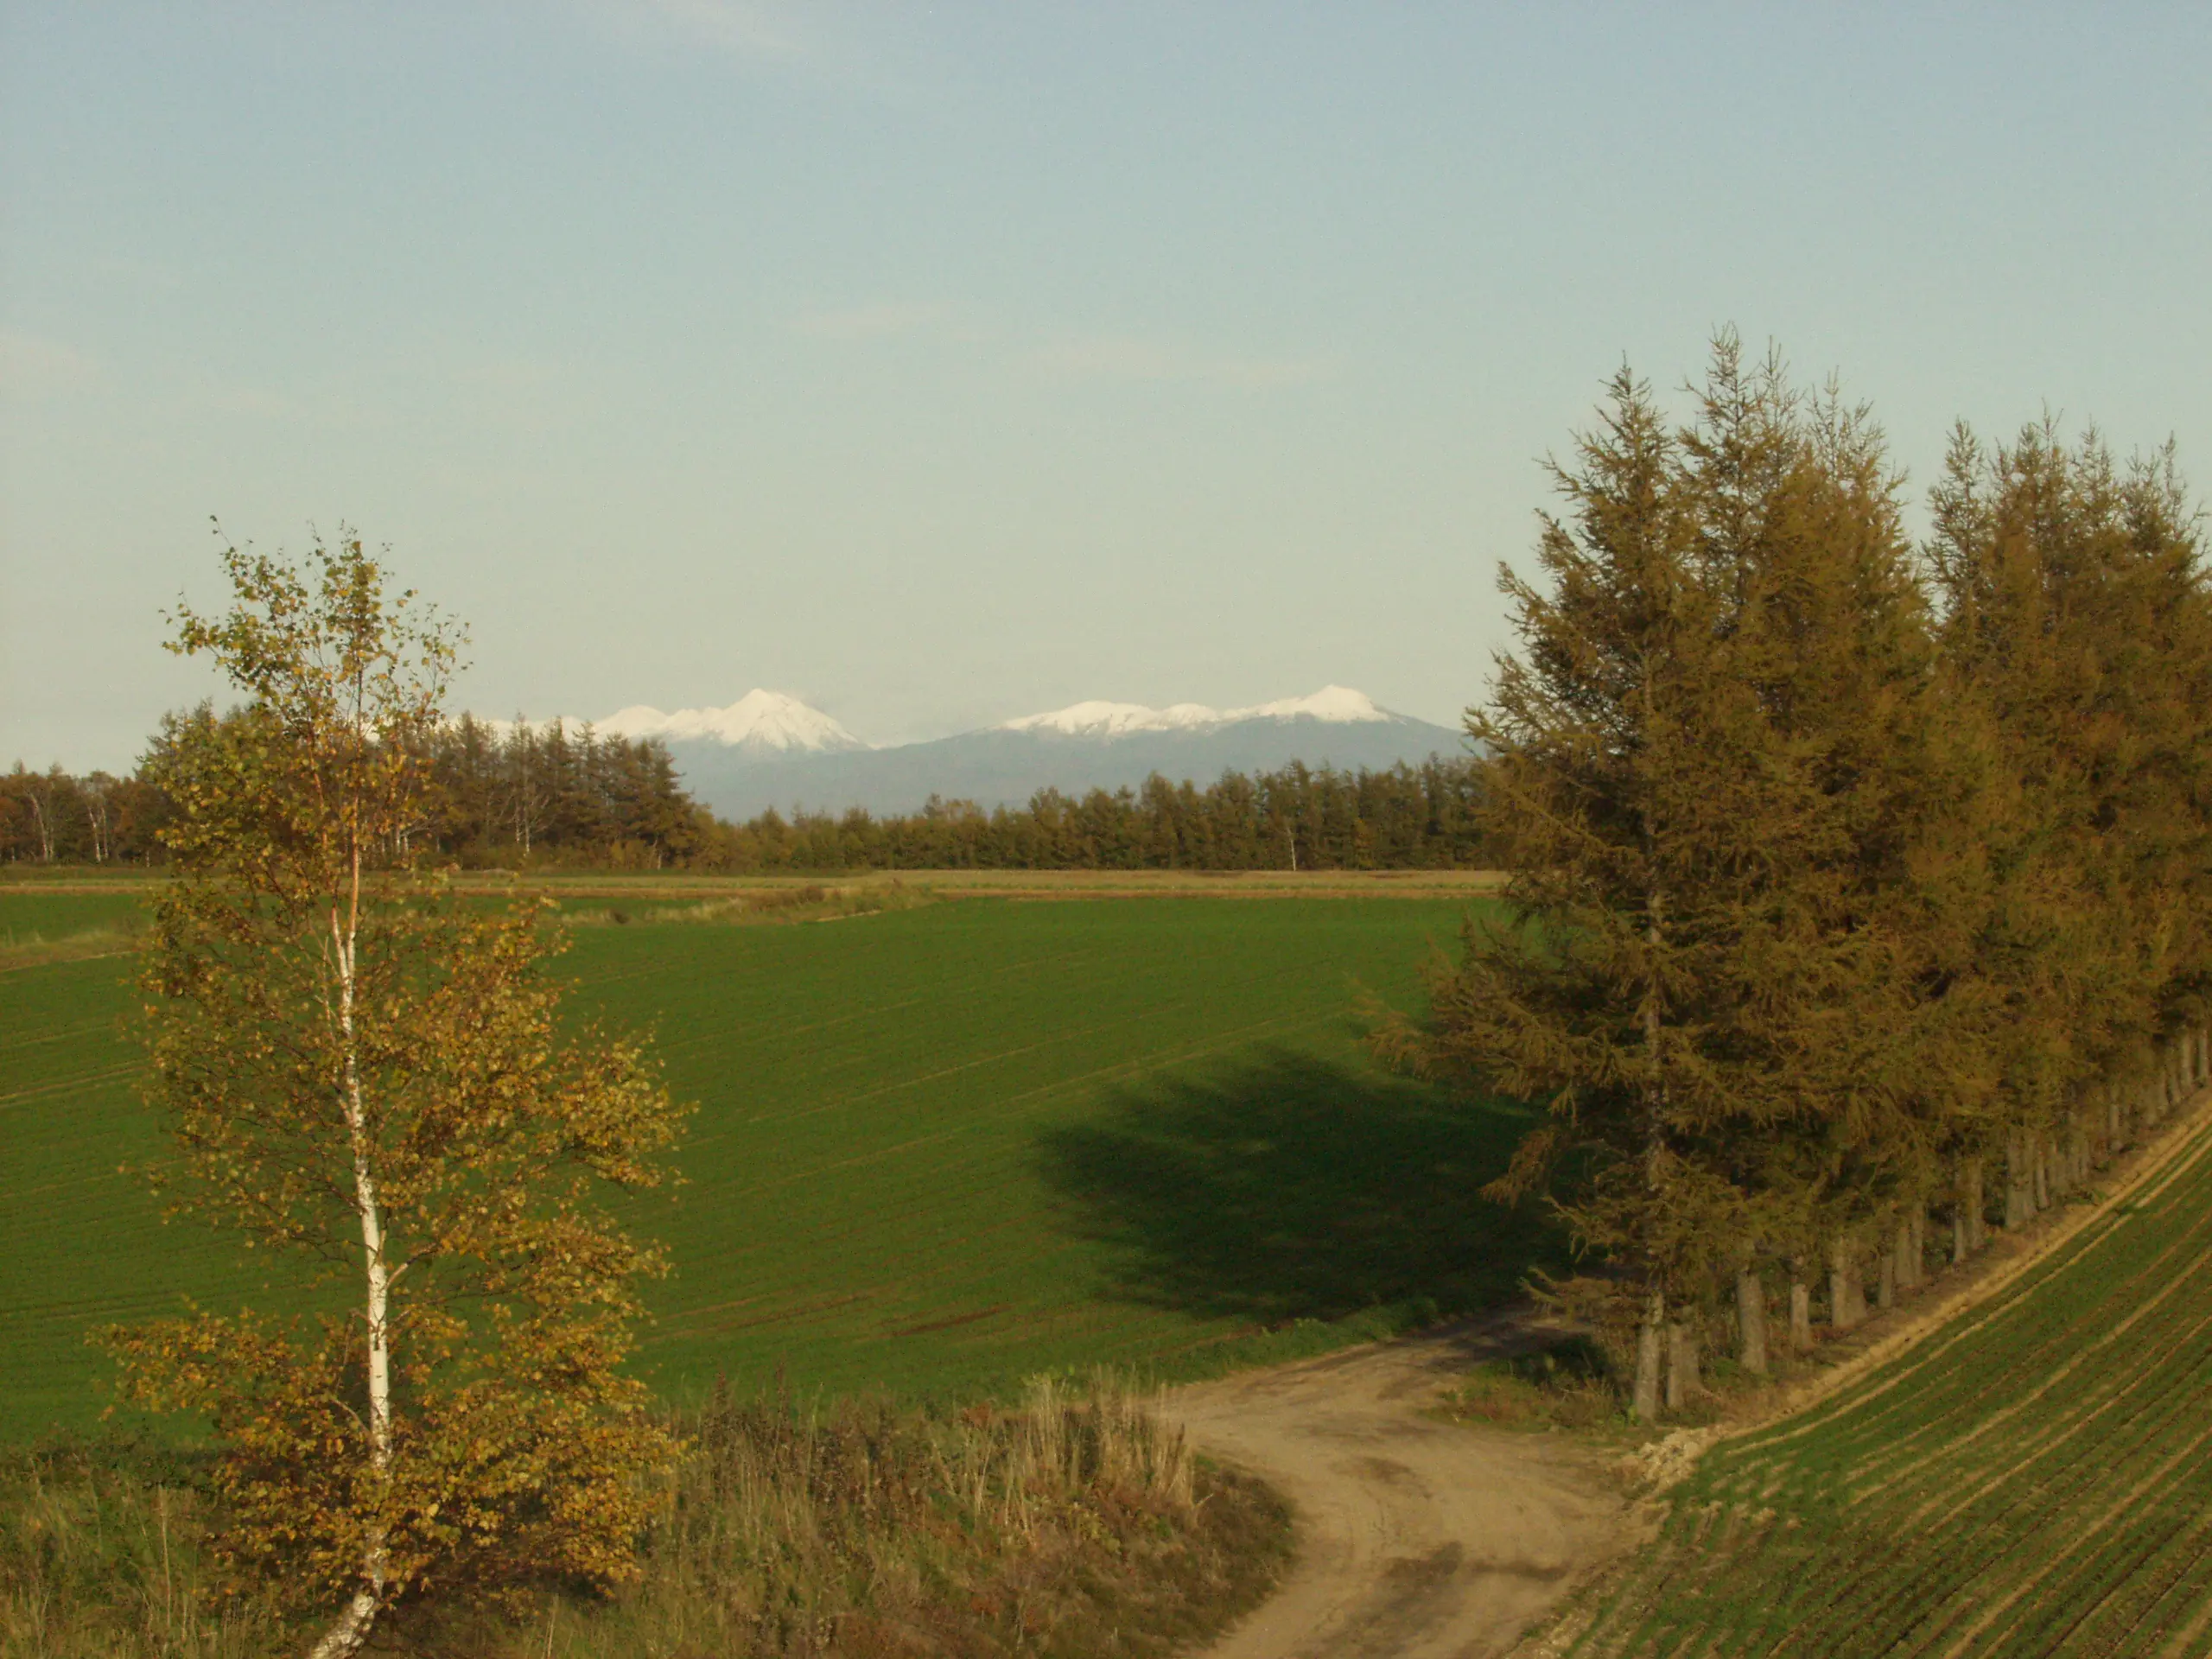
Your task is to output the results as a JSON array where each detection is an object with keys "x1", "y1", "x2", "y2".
[{"x1": 2, "y1": 1377, "x2": 1291, "y2": 1659}]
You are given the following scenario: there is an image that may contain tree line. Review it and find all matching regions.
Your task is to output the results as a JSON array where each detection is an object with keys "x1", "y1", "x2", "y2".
[
  {"x1": 707, "y1": 756, "x2": 1486, "y2": 872},
  {"x1": 7, "y1": 719, "x2": 1489, "y2": 873},
  {"x1": 3, "y1": 711, "x2": 704, "y2": 870},
  {"x1": 0, "y1": 763, "x2": 169, "y2": 864},
  {"x1": 1386, "y1": 340, "x2": 2212, "y2": 1420}
]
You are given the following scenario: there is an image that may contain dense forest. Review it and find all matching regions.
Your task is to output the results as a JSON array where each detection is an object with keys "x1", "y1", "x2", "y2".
[
  {"x1": 1385, "y1": 343, "x2": 2212, "y2": 1419},
  {"x1": 3, "y1": 710, "x2": 1488, "y2": 873}
]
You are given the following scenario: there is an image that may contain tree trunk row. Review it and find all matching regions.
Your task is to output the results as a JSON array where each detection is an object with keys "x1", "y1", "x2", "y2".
[{"x1": 1655, "y1": 1028, "x2": 2208, "y2": 1421}]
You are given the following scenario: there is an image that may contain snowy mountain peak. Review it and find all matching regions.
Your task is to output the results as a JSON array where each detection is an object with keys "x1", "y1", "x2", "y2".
[
  {"x1": 1233, "y1": 685, "x2": 1389, "y2": 723},
  {"x1": 1001, "y1": 685, "x2": 1394, "y2": 739},
  {"x1": 1002, "y1": 700, "x2": 1223, "y2": 738},
  {"x1": 597, "y1": 690, "x2": 870, "y2": 753}
]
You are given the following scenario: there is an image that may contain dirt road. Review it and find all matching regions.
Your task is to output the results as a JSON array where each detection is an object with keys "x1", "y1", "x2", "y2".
[
  {"x1": 1167, "y1": 1315, "x2": 1638, "y2": 1659},
  {"x1": 1166, "y1": 1096, "x2": 2212, "y2": 1659}
]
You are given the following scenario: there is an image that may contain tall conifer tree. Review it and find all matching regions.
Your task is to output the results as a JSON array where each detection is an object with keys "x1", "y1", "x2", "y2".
[
  {"x1": 1400, "y1": 343, "x2": 2004, "y2": 1408},
  {"x1": 1928, "y1": 424, "x2": 2212, "y2": 1202},
  {"x1": 1386, "y1": 360, "x2": 1793, "y2": 1417}
]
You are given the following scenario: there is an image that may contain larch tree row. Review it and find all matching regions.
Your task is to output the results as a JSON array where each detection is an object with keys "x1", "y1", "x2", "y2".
[{"x1": 1391, "y1": 340, "x2": 2212, "y2": 1419}]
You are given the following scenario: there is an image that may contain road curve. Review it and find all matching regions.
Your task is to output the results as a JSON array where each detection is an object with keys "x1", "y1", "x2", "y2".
[{"x1": 1167, "y1": 1315, "x2": 1637, "y2": 1659}]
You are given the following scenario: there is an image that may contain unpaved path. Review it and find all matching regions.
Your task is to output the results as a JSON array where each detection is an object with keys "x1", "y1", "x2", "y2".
[
  {"x1": 1167, "y1": 1313, "x2": 1640, "y2": 1659},
  {"x1": 1167, "y1": 1095, "x2": 2212, "y2": 1659}
]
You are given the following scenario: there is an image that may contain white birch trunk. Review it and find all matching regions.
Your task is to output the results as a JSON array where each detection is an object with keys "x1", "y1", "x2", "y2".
[
  {"x1": 1789, "y1": 1279, "x2": 1813, "y2": 1351},
  {"x1": 311, "y1": 861, "x2": 391, "y2": 1659}
]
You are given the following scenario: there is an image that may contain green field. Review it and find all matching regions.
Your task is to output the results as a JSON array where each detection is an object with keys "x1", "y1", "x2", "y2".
[
  {"x1": 1567, "y1": 1116, "x2": 2212, "y2": 1657},
  {"x1": 0, "y1": 887, "x2": 149, "y2": 945},
  {"x1": 0, "y1": 892, "x2": 1552, "y2": 1439}
]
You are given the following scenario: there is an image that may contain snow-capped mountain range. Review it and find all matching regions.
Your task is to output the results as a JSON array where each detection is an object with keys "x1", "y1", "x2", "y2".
[
  {"x1": 596, "y1": 689, "x2": 869, "y2": 754},
  {"x1": 489, "y1": 686, "x2": 1465, "y2": 819},
  {"x1": 594, "y1": 684, "x2": 1398, "y2": 753},
  {"x1": 1001, "y1": 685, "x2": 1391, "y2": 738}
]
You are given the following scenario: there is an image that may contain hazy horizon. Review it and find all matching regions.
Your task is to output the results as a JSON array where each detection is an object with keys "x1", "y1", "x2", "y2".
[{"x1": 6, "y1": 3, "x2": 2209, "y2": 772}]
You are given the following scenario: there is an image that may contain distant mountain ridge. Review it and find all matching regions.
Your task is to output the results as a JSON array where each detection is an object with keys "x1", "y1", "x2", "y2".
[{"x1": 477, "y1": 687, "x2": 1471, "y2": 820}]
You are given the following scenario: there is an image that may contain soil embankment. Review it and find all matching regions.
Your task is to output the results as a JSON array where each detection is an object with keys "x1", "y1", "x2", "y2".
[{"x1": 1166, "y1": 1313, "x2": 1637, "y2": 1659}]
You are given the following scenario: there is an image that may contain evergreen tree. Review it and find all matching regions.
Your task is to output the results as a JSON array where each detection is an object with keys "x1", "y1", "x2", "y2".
[
  {"x1": 1378, "y1": 362, "x2": 1768, "y2": 1417},
  {"x1": 1391, "y1": 343, "x2": 2013, "y2": 1409},
  {"x1": 1929, "y1": 423, "x2": 2212, "y2": 1208}
]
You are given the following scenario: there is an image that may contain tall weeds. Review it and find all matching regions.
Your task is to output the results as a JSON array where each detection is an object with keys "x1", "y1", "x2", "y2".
[
  {"x1": 3, "y1": 1377, "x2": 1281, "y2": 1659},
  {"x1": 0, "y1": 1440, "x2": 278, "y2": 1659}
]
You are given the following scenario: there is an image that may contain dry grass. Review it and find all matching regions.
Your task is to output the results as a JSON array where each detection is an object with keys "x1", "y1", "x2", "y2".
[
  {"x1": 0, "y1": 1439, "x2": 279, "y2": 1659},
  {"x1": 1434, "y1": 1337, "x2": 1628, "y2": 1434},
  {"x1": 2, "y1": 1376, "x2": 1289, "y2": 1659}
]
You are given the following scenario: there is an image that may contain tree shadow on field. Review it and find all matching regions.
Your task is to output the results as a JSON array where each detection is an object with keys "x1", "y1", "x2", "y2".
[{"x1": 1036, "y1": 1046, "x2": 1565, "y2": 1329}]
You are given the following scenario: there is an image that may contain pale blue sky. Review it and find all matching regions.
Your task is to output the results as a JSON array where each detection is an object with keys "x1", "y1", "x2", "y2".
[{"x1": 4, "y1": 3, "x2": 2208, "y2": 769}]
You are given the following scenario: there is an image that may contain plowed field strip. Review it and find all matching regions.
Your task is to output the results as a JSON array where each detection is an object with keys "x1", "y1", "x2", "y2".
[
  {"x1": 1751, "y1": 1123, "x2": 2212, "y2": 1476},
  {"x1": 1560, "y1": 1108, "x2": 2212, "y2": 1658}
]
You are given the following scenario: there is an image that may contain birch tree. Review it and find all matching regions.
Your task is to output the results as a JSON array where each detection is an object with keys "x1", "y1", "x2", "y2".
[{"x1": 106, "y1": 533, "x2": 685, "y2": 1654}]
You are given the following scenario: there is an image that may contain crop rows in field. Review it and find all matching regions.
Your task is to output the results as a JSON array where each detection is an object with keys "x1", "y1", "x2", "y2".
[
  {"x1": 0, "y1": 894, "x2": 1554, "y2": 1439},
  {"x1": 1567, "y1": 1110, "x2": 2212, "y2": 1658}
]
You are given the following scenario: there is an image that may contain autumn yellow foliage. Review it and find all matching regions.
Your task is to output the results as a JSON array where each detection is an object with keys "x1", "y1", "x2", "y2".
[{"x1": 102, "y1": 533, "x2": 687, "y2": 1651}]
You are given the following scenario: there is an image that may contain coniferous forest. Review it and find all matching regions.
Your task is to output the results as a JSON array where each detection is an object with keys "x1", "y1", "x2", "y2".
[
  {"x1": 3, "y1": 720, "x2": 1489, "y2": 873},
  {"x1": 1381, "y1": 343, "x2": 2212, "y2": 1418}
]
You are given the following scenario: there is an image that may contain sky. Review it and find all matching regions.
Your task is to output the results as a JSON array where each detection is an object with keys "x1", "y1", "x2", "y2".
[{"x1": 3, "y1": 3, "x2": 2208, "y2": 770}]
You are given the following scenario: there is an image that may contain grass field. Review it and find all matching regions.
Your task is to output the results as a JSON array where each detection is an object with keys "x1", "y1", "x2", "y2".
[
  {"x1": 0, "y1": 889, "x2": 1554, "y2": 1440},
  {"x1": 1561, "y1": 1112, "x2": 2212, "y2": 1658},
  {"x1": 0, "y1": 887, "x2": 149, "y2": 948}
]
